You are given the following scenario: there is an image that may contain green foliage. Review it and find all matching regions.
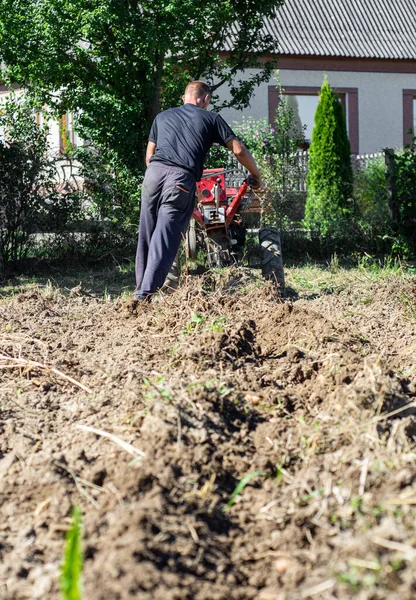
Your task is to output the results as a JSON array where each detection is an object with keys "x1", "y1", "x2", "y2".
[
  {"x1": 353, "y1": 156, "x2": 390, "y2": 251},
  {"x1": 206, "y1": 83, "x2": 306, "y2": 226},
  {"x1": 0, "y1": 94, "x2": 84, "y2": 272},
  {"x1": 0, "y1": 95, "x2": 50, "y2": 270},
  {"x1": 233, "y1": 116, "x2": 282, "y2": 157},
  {"x1": 204, "y1": 143, "x2": 232, "y2": 170},
  {"x1": 395, "y1": 135, "x2": 416, "y2": 254},
  {"x1": 205, "y1": 114, "x2": 284, "y2": 175},
  {"x1": 304, "y1": 77, "x2": 353, "y2": 237},
  {"x1": 210, "y1": 315, "x2": 227, "y2": 332},
  {"x1": 354, "y1": 157, "x2": 388, "y2": 228},
  {"x1": 0, "y1": 0, "x2": 282, "y2": 172},
  {"x1": 352, "y1": 135, "x2": 416, "y2": 259},
  {"x1": 182, "y1": 311, "x2": 206, "y2": 333},
  {"x1": 60, "y1": 506, "x2": 83, "y2": 600},
  {"x1": 225, "y1": 470, "x2": 265, "y2": 509},
  {"x1": 256, "y1": 89, "x2": 306, "y2": 226},
  {"x1": 75, "y1": 146, "x2": 142, "y2": 231}
]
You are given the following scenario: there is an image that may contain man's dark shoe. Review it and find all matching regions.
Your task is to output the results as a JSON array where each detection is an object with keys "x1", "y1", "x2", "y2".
[{"x1": 122, "y1": 294, "x2": 150, "y2": 314}]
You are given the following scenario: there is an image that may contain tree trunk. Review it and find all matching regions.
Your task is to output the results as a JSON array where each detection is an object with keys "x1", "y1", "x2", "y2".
[{"x1": 149, "y1": 52, "x2": 165, "y2": 124}]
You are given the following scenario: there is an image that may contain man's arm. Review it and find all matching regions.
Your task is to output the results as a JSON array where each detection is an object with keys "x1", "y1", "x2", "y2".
[
  {"x1": 145, "y1": 141, "x2": 156, "y2": 167},
  {"x1": 226, "y1": 138, "x2": 262, "y2": 187}
]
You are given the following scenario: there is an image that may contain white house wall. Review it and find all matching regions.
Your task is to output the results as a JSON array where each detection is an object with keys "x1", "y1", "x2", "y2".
[
  {"x1": 218, "y1": 69, "x2": 416, "y2": 154},
  {"x1": 46, "y1": 117, "x2": 61, "y2": 153}
]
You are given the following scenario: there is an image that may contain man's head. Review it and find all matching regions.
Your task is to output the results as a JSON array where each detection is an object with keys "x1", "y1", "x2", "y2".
[{"x1": 183, "y1": 81, "x2": 212, "y2": 109}]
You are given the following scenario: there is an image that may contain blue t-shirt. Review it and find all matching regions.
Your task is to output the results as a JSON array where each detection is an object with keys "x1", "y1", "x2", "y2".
[{"x1": 148, "y1": 104, "x2": 236, "y2": 180}]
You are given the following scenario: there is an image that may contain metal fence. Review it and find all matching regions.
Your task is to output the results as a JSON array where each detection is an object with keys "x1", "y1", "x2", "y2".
[
  {"x1": 288, "y1": 150, "x2": 385, "y2": 191},
  {"x1": 351, "y1": 152, "x2": 385, "y2": 173},
  {"x1": 54, "y1": 150, "x2": 386, "y2": 195},
  {"x1": 225, "y1": 150, "x2": 385, "y2": 194},
  {"x1": 290, "y1": 151, "x2": 309, "y2": 193}
]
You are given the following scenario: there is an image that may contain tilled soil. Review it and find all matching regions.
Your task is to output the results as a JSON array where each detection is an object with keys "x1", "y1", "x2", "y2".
[{"x1": 1, "y1": 267, "x2": 416, "y2": 600}]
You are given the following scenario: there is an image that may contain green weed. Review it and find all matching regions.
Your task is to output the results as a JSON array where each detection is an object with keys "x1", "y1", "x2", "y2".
[
  {"x1": 143, "y1": 376, "x2": 173, "y2": 402},
  {"x1": 210, "y1": 316, "x2": 227, "y2": 332},
  {"x1": 182, "y1": 311, "x2": 205, "y2": 333},
  {"x1": 60, "y1": 506, "x2": 83, "y2": 600},
  {"x1": 337, "y1": 570, "x2": 360, "y2": 591},
  {"x1": 329, "y1": 252, "x2": 339, "y2": 273},
  {"x1": 389, "y1": 558, "x2": 404, "y2": 572},
  {"x1": 225, "y1": 470, "x2": 265, "y2": 509},
  {"x1": 275, "y1": 463, "x2": 283, "y2": 485},
  {"x1": 350, "y1": 495, "x2": 364, "y2": 515},
  {"x1": 181, "y1": 312, "x2": 227, "y2": 334},
  {"x1": 356, "y1": 253, "x2": 405, "y2": 276},
  {"x1": 298, "y1": 489, "x2": 323, "y2": 506}
]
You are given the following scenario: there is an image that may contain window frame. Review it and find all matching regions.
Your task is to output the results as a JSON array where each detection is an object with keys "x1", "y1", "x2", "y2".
[
  {"x1": 403, "y1": 90, "x2": 416, "y2": 147},
  {"x1": 268, "y1": 85, "x2": 359, "y2": 154}
]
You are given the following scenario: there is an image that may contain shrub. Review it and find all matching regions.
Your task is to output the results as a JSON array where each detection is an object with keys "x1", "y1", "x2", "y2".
[
  {"x1": 205, "y1": 86, "x2": 306, "y2": 227},
  {"x1": 395, "y1": 137, "x2": 416, "y2": 255},
  {"x1": 255, "y1": 92, "x2": 306, "y2": 226},
  {"x1": 353, "y1": 156, "x2": 389, "y2": 249},
  {"x1": 304, "y1": 77, "x2": 353, "y2": 238},
  {"x1": 0, "y1": 96, "x2": 49, "y2": 270},
  {"x1": 74, "y1": 146, "x2": 142, "y2": 233},
  {"x1": 0, "y1": 94, "x2": 86, "y2": 273}
]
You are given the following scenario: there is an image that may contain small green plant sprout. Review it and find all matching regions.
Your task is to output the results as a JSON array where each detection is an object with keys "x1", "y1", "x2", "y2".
[
  {"x1": 298, "y1": 488, "x2": 323, "y2": 507},
  {"x1": 350, "y1": 495, "x2": 364, "y2": 515},
  {"x1": 338, "y1": 560, "x2": 381, "y2": 591},
  {"x1": 60, "y1": 506, "x2": 83, "y2": 600},
  {"x1": 210, "y1": 315, "x2": 227, "y2": 332},
  {"x1": 218, "y1": 385, "x2": 232, "y2": 398},
  {"x1": 143, "y1": 376, "x2": 173, "y2": 402},
  {"x1": 337, "y1": 570, "x2": 361, "y2": 591},
  {"x1": 329, "y1": 252, "x2": 339, "y2": 273},
  {"x1": 182, "y1": 311, "x2": 205, "y2": 333},
  {"x1": 225, "y1": 470, "x2": 265, "y2": 509},
  {"x1": 275, "y1": 463, "x2": 283, "y2": 485}
]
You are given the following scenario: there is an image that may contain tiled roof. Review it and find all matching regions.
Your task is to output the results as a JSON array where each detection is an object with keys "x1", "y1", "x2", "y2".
[{"x1": 263, "y1": 0, "x2": 416, "y2": 60}]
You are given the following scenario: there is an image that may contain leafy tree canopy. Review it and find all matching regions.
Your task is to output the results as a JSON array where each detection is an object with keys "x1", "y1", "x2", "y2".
[{"x1": 0, "y1": 0, "x2": 282, "y2": 170}]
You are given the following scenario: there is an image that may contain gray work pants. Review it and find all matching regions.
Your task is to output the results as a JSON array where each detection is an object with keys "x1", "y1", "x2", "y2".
[{"x1": 134, "y1": 162, "x2": 196, "y2": 297}]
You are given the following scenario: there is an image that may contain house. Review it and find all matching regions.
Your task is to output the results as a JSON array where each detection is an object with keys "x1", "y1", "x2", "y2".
[
  {"x1": 219, "y1": 0, "x2": 416, "y2": 154},
  {"x1": 0, "y1": 84, "x2": 80, "y2": 154},
  {"x1": 2, "y1": 0, "x2": 415, "y2": 156}
]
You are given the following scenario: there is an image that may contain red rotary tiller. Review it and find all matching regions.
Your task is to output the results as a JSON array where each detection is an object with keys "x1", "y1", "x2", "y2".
[
  {"x1": 164, "y1": 167, "x2": 285, "y2": 291},
  {"x1": 186, "y1": 168, "x2": 285, "y2": 286}
]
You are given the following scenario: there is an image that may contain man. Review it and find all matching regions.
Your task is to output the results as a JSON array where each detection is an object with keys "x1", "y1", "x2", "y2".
[{"x1": 131, "y1": 80, "x2": 261, "y2": 305}]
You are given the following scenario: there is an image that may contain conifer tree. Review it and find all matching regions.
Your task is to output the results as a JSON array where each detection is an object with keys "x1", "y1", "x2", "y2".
[{"x1": 304, "y1": 77, "x2": 353, "y2": 236}]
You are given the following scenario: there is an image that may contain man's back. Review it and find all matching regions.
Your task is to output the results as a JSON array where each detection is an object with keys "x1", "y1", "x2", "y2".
[{"x1": 149, "y1": 103, "x2": 235, "y2": 180}]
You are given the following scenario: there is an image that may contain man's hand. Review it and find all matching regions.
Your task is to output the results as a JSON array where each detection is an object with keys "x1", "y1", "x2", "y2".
[
  {"x1": 145, "y1": 141, "x2": 156, "y2": 167},
  {"x1": 247, "y1": 174, "x2": 262, "y2": 190}
]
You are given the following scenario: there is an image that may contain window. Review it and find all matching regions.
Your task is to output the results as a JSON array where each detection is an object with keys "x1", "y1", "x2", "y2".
[
  {"x1": 285, "y1": 95, "x2": 319, "y2": 145},
  {"x1": 403, "y1": 90, "x2": 416, "y2": 147},
  {"x1": 414, "y1": 99, "x2": 416, "y2": 132},
  {"x1": 268, "y1": 86, "x2": 359, "y2": 154},
  {"x1": 60, "y1": 112, "x2": 80, "y2": 152}
]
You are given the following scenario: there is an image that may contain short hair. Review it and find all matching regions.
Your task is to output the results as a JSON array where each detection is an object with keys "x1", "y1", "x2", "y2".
[{"x1": 184, "y1": 81, "x2": 212, "y2": 99}]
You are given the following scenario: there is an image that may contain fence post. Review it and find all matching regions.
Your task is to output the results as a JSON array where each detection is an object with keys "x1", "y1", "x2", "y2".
[{"x1": 384, "y1": 148, "x2": 398, "y2": 222}]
